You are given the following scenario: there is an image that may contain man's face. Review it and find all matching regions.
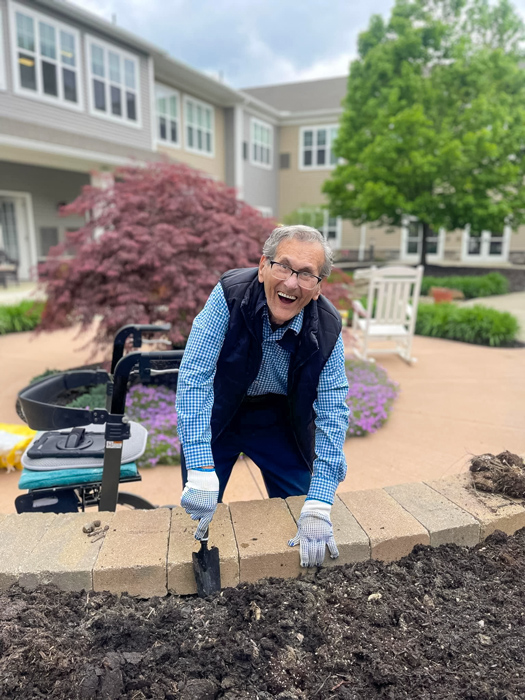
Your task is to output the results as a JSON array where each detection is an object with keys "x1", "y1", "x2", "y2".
[{"x1": 258, "y1": 238, "x2": 325, "y2": 326}]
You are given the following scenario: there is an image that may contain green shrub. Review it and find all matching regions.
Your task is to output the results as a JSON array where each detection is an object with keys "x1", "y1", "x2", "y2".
[
  {"x1": 421, "y1": 272, "x2": 508, "y2": 299},
  {"x1": 415, "y1": 303, "x2": 519, "y2": 346},
  {"x1": 0, "y1": 300, "x2": 45, "y2": 334}
]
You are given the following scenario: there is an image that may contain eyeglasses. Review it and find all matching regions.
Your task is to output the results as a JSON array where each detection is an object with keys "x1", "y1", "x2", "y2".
[{"x1": 269, "y1": 261, "x2": 322, "y2": 290}]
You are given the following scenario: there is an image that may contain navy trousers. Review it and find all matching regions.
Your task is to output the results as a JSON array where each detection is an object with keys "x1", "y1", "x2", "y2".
[{"x1": 181, "y1": 394, "x2": 312, "y2": 501}]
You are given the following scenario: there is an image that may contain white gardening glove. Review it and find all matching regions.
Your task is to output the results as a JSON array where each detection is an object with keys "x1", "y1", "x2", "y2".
[
  {"x1": 181, "y1": 468, "x2": 220, "y2": 541},
  {"x1": 288, "y1": 499, "x2": 339, "y2": 567}
]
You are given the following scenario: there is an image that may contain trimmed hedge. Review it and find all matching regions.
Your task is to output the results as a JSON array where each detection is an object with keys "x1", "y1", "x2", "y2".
[
  {"x1": 0, "y1": 300, "x2": 45, "y2": 335},
  {"x1": 415, "y1": 303, "x2": 520, "y2": 346},
  {"x1": 421, "y1": 272, "x2": 508, "y2": 299}
]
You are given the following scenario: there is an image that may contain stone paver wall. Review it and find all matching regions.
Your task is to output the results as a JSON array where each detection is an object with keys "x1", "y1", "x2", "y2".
[{"x1": 1, "y1": 473, "x2": 524, "y2": 597}]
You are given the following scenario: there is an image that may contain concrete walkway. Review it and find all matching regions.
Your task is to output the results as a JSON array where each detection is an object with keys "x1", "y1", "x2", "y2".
[{"x1": 0, "y1": 289, "x2": 524, "y2": 514}]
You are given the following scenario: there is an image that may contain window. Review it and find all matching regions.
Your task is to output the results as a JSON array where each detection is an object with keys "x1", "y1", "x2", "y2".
[
  {"x1": 296, "y1": 207, "x2": 342, "y2": 247},
  {"x1": 10, "y1": 3, "x2": 81, "y2": 108},
  {"x1": 86, "y1": 36, "x2": 140, "y2": 125},
  {"x1": 184, "y1": 96, "x2": 214, "y2": 156},
  {"x1": 39, "y1": 227, "x2": 59, "y2": 258},
  {"x1": 155, "y1": 84, "x2": 180, "y2": 146},
  {"x1": 251, "y1": 118, "x2": 273, "y2": 168},
  {"x1": 300, "y1": 125, "x2": 338, "y2": 169},
  {"x1": 407, "y1": 221, "x2": 439, "y2": 255}
]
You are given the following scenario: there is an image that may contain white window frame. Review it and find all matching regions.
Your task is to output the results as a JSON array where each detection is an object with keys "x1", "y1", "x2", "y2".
[
  {"x1": 296, "y1": 207, "x2": 342, "y2": 248},
  {"x1": 183, "y1": 95, "x2": 214, "y2": 157},
  {"x1": 8, "y1": 1, "x2": 83, "y2": 111},
  {"x1": 250, "y1": 117, "x2": 273, "y2": 169},
  {"x1": 299, "y1": 124, "x2": 339, "y2": 170},
  {"x1": 321, "y1": 211, "x2": 342, "y2": 249},
  {"x1": 401, "y1": 216, "x2": 445, "y2": 262},
  {"x1": 155, "y1": 83, "x2": 180, "y2": 148},
  {"x1": 0, "y1": 9, "x2": 7, "y2": 90},
  {"x1": 461, "y1": 225, "x2": 511, "y2": 263},
  {"x1": 85, "y1": 34, "x2": 141, "y2": 128}
]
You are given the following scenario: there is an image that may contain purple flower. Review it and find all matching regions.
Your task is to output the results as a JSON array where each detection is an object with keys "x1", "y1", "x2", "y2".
[{"x1": 345, "y1": 360, "x2": 399, "y2": 437}]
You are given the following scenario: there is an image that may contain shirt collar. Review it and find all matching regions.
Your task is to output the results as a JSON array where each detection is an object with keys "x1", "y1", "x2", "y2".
[{"x1": 262, "y1": 305, "x2": 304, "y2": 339}]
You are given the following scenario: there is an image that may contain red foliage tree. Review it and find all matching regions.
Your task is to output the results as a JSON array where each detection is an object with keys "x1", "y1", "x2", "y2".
[{"x1": 38, "y1": 162, "x2": 275, "y2": 351}]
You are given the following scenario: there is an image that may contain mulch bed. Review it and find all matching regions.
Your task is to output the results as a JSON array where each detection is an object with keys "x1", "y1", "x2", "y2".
[{"x1": 1, "y1": 528, "x2": 525, "y2": 699}]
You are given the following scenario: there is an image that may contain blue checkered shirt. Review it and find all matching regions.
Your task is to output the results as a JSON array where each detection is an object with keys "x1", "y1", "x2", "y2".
[{"x1": 175, "y1": 282, "x2": 349, "y2": 504}]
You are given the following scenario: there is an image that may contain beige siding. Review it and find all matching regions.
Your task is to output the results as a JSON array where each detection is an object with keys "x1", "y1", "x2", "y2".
[
  {"x1": 511, "y1": 225, "x2": 525, "y2": 250},
  {"x1": 279, "y1": 123, "x2": 401, "y2": 255},
  {"x1": 157, "y1": 102, "x2": 225, "y2": 182},
  {"x1": 278, "y1": 123, "x2": 330, "y2": 216}
]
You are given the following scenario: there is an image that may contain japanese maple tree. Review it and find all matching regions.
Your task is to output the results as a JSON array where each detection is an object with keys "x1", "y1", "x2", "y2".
[{"x1": 39, "y1": 162, "x2": 274, "y2": 351}]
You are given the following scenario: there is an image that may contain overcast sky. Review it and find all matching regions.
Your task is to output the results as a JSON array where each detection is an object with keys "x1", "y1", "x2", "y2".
[{"x1": 72, "y1": 0, "x2": 525, "y2": 89}]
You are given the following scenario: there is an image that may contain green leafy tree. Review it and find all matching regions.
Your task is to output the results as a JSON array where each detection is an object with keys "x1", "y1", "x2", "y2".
[{"x1": 323, "y1": 0, "x2": 525, "y2": 267}]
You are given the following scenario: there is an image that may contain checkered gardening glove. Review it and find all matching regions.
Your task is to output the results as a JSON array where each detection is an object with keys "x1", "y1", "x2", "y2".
[
  {"x1": 288, "y1": 499, "x2": 339, "y2": 567},
  {"x1": 181, "y1": 468, "x2": 220, "y2": 541}
]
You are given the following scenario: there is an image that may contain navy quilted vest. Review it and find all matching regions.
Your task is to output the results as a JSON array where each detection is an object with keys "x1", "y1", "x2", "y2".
[{"x1": 210, "y1": 267, "x2": 341, "y2": 467}]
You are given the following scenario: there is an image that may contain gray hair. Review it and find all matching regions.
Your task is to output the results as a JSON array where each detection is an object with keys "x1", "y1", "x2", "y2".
[{"x1": 262, "y1": 224, "x2": 333, "y2": 278}]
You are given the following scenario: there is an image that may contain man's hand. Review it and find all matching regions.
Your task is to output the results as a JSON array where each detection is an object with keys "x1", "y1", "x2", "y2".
[
  {"x1": 288, "y1": 499, "x2": 339, "y2": 567},
  {"x1": 181, "y1": 467, "x2": 220, "y2": 540}
]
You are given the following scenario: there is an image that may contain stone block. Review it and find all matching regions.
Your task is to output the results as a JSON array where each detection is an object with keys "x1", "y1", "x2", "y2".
[
  {"x1": 426, "y1": 472, "x2": 525, "y2": 539},
  {"x1": 339, "y1": 489, "x2": 430, "y2": 561},
  {"x1": 18, "y1": 512, "x2": 114, "y2": 592},
  {"x1": 287, "y1": 495, "x2": 370, "y2": 566},
  {"x1": 93, "y1": 508, "x2": 170, "y2": 598},
  {"x1": 385, "y1": 482, "x2": 480, "y2": 548},
  {"x1": 168, "y1": 504, "x2": 239, "y2": 595},
  {"x1": 0, "y1": 513, "x2": 56, "y2": 589},
  {"x1": 229, "y1": 498, "x2": 300, "y2": 583}
]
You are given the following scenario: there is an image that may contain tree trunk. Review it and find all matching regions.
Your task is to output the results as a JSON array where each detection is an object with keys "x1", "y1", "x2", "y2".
[{"x1": 420, "y1": 221, "x2": 429, "y2": 269}]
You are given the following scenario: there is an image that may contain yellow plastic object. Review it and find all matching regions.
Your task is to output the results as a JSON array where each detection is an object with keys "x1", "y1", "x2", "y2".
[{"x1": 0, "y1": 423, "x2": 37, "y2": 470}]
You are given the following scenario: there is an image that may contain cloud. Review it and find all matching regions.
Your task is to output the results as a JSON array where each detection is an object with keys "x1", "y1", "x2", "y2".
[{"x1": 67, "y1": 0, "x2": 525, "y2": 87}]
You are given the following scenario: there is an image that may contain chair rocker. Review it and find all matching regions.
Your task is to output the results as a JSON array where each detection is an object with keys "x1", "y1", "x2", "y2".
[{"x1": 350, "y1": 265, "x2": 423, "y2": 364}]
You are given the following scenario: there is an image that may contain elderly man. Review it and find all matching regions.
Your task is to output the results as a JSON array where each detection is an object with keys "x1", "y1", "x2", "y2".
[{"x1": 175, "y1": 224, "x2": 349, "y2": 567}]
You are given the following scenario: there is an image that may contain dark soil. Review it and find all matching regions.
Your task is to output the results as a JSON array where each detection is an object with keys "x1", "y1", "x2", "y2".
[
  {"x1": 2, "y1": 529, "x2": 525, "y2": 699},
  {"x1": 470, "y1": 451, "x2": 525, "y2": 498}
]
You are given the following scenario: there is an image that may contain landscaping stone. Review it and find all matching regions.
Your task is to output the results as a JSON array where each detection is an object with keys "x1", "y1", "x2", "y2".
[
  {"x1": 339, "y1": 488, "x2": 430, "y2": 561},
  {"x1": 287, "y1": 495, "x2": 370, "y2": 565},
  {"x1": 93, "y1": 508, "x2": 170, "y2": 598},
  {"x1": 385, "y1": 482, "x2": 480, "y2": 547},
  {"x1": 229, "y1": 498, "x2": 300, "y2": 583},
  {"x1": 0, "y1": 512, "x2": 56, "y2": 589},
  {"x1": 18, "y1": 512, "x2": 114, "y2": 592},
  {"x1": 426, "y1": 472, "x2": 525, "y2": 538},
  {"x1": 167, "y1": 503, "x2": 238, "y2": 595}
]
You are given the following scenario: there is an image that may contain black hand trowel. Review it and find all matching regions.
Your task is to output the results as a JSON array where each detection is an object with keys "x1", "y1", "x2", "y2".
[{"x1": 192, "y1": 529, "x2": 221, "y2": 598}]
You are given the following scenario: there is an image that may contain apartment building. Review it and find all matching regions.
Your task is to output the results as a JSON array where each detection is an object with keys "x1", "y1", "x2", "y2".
[{"x1": 1, "y1": 0, "x2": 524, "y2": 281}]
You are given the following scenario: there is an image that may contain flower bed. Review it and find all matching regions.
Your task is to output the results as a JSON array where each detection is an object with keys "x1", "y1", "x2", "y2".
[
  {"x1": 345, "y1": 360, "x2": 399, "y2": 436},
  {"x1": 29, "y1": 358, "x2": 399, "y2": 469}
]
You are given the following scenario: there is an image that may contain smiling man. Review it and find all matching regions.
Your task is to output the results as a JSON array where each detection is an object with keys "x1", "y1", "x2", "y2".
[{"x1": 175, "y1": 225, "x2": 350, "y2": 567}]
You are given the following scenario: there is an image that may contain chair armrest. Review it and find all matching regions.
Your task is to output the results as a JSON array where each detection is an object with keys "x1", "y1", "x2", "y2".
[{"x1": 352, "y1": 299, "x2": 367, "y2": 317}]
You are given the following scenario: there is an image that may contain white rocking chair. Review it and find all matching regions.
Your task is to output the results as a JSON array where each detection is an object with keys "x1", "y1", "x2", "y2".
[{"x1": 350, "y1": 265, "x2": 423, "y2": 364}]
